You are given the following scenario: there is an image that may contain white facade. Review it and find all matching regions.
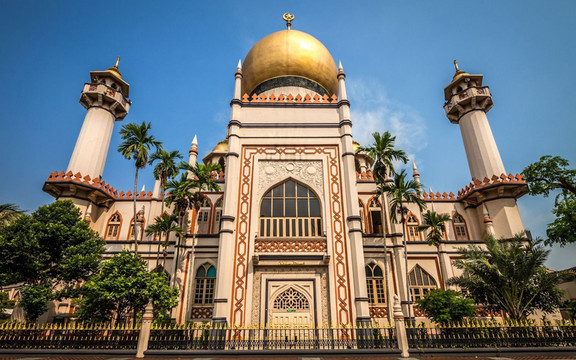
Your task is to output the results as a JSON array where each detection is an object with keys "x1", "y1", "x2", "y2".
[{"x1": 42, "y1": 25, "x2": 529, "y2": 325}]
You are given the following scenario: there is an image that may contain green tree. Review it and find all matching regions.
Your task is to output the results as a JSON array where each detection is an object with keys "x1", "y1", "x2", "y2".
[
  {"x1": 449, "y1": 234, "x2": 566, "y2": 321},
  {"x1": 356, "y1": 131, "x2": 408, "y2": 322},
  {"x1": 418, "y1": 210, "x2": 451, "y2": 287},
  {"x1": 0, "y1": 200, "x2": 105, "y2": 322},
  {"x1": 0, "y1": 203, "x2": 24, "y2": 229},
  {"x1": 149, "y1": 149, "x2": 183, "y2": 215},
  {"x1": 379, "y1": 169, "x2": 426, "y2": 319},
  {"x1": 0, "y1": 292, "x2": 16, "y2": 320},
  {"x1": 118, "y1": 122, "x2": 162, "y2": 252},
  {"x1": 522, "y1": 155, "x2": 576, "y2": 246},
  {"x1": 415, "y1": 289, "x2": 476, "y2": 325},
  {"x1": 77, "y1": 250, "x2": 178, "y2": 324},
  {"x1": 145, "y1": 213, "x2": 183, "y2": 267}
]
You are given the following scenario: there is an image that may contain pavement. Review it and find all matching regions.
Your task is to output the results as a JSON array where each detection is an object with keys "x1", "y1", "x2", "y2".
[{"x1": 1, "y1": 356, "x2": 576, "y2": 360}]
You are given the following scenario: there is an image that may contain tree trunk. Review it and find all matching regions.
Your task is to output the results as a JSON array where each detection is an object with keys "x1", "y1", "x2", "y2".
[
  {"x1": 401, "y1": 211, "x2": 412, "y2": 321},
  {"x1": 155, "y1": 182, "x2": 165, "y2": 267},
  {"x1": 171, "y1": 213, "x2": 185, "y2": 288},
  {"x1": 380, "y1": 193, "x2": 392, "y2": 325}
]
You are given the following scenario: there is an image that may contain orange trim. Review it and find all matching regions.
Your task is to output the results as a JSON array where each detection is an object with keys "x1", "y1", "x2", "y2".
[{"x1": 178, "y1": 252, "x2": 191, "y2": 324}]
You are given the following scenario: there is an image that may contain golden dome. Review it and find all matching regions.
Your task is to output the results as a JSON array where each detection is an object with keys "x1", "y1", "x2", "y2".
[
  {"x1": 107, "y1": 56, "x2": 122, "y2": 79},
  {"x1": 212, "y1": 139, "x2": 228, "y2": 152},
  {"x1": 352, "y1": 140, "x2": 361, "y2": 152},
  {"x1": 242, "y1": 29, "x2": 338, "y2": 95}
]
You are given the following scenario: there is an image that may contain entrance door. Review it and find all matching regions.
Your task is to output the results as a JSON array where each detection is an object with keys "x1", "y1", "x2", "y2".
[{"x1": 269, "y1": 286, "x2": 314, "y2": 347}]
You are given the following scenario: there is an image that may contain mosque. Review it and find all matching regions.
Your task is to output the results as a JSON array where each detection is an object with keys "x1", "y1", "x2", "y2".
[{"x1": 42, "y1": 15, "x2": 529, "y2": 326}]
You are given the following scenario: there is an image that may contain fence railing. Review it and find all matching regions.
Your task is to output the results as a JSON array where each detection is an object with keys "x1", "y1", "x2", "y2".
[
  {"x1": 407, "y1": 320, "x2": 576, "y2": 349},
  {"x1": 0, "y1": 322, "x2": 140, "y2": 350},
  {"x1": 148, "y1": 323, "x2": 397, "y2": 350}
]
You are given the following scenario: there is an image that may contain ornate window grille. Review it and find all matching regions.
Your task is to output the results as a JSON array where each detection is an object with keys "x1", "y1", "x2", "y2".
[
  {"x1": 365, "y1": 263, "x2": 386, "y2": 304},
  {"x1": 273, "y1": 287, "x2": 310, "y2": 310},
  {"x1": 104, "y1": 212, "x2": 121, "y2": 240},
  {"x1": 194, "y1": 263, "x2": 216, "y2": 304},
  {"x1": 406, "y1": 214, "x2": 421, "y2": 241},
  {"x1": 368, "y1": 197, "x2": 383, "y2": 234},
  {"x1": 409, "y1": 265, "x2": 438, "y2": 301},
  {"x1": 259, "y1": 180, "x2": 322, "y2": 238},
  {"x1": 453, "y1": 213, "x2": 469, "y2": 240}
]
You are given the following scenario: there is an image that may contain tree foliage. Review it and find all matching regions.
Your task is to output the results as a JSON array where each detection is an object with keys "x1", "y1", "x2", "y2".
[
  {"x1": 0, "y1": 200, "x2": 105, "y2": 322},
  {"x1": 356, "y1": 131, "x2": 408, "y2": 181},
  {"x1": 0, "y1": 203, "x2": 24, "y2": 229},
  {"x1": 76, "y1": 250, "x2": 178, "y2": 323},
  {"x1": 418, "y1": 211, "x2": 451, "y2": 248},
  {"x1": 378, "y1": 169, "x2": 426, "y2": 224},
  {"x1": 449, "y1": 235, "x2": 566, "y2": 320},
  {"x1": 416, "y1": 289, "x2": 476, "y2": 325},
  {"x1": 522, "y1": 155, "x2": 576, "y2": 246}
]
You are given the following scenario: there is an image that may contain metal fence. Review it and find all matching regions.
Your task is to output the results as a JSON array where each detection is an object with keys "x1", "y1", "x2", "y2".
[
  {"x1": 0, "y1": 322, "x2": 140, "y2": 350},
  {"x1": 148, "y1": 323, "x2": 397, "y2": 350},
  {"x1": 407, "y1": 320, "x2": 576, "y2": 349}
]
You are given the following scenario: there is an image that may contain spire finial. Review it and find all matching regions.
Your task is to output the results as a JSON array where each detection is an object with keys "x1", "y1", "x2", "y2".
[
  {"x1": 454, "y1": 59, "x2": 459, "y2": 72},
  {"x1": 115, "y1": 56, "x2": 120, "y2": 69},
  {"x1": 283, "y1": 13, "x2": 294, "y2": 30}
]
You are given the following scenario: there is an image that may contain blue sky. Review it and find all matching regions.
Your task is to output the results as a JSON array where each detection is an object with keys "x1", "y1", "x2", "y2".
[{"x1": 0, "y1": 1, "x2": 574, "y2": 269}]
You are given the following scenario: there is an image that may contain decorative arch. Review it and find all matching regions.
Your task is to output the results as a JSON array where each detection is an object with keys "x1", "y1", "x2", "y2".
[
  {"x1": 194, "y1": 195, "x2": 213, "y2": 235},
  {"x1": 365, "y1": 263, "x2": 386, "y2": 305},
  {"x1": 259, "y1": 179, "x2": 322, "y2": 238},
  {"x1": 367, "y1": 196, "x2": 383, "y2": 234},
  {"x1": 405, "y1": 212, "x2": 421, "y2": 241},
  {"x1": 408, "y1": 265, "x2": 438, "y2": 301},
  {"x1": 272, "y1": 286, "x2": 311, "y2": 311},
  {"x1": 193, "y1": 263, "x2": 216, "y2": 305},
  {"x1": 452, "y1": 212, "x2": 469, "y2": 241},
  {"x1": 104, "y1": 211, "x2": 122, "y2": 241}
]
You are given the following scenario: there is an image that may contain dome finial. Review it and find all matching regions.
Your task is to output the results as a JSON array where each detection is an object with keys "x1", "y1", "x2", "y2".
[
  {"x1": 283, "y1": 13, "x2": 294, "y2": 30},
  {"x1": 107, "y1": 56, "x2": 122, "y2": 78},
  {"x1": 452, "y1": 59, "x2": 469, "y2": 80},
  {"x1": 115, "y1": 56, "x2": 120, "y2": 69}
]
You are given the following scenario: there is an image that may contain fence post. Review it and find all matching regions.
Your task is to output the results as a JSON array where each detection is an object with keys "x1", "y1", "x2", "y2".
[
  {"x1": 393, "y1": 295, "x2": 410, "y2": 358},
  {"x1": 136, "y1": 300, "x2": 154, "y2": 358}
]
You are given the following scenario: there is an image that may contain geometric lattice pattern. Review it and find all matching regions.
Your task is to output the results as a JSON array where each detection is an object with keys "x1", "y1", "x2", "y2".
[
  {"x1": 369, "y1": 306, "x2": 388, "y2": 318},
  {"x1": 273, "y1": 287, "x2": 310, "y2": 310},
  {"x1": 190, "y1": 306, "x2": 213, "y2": 320},
  {"x1": 254, "y1": 239, "x2": 327, "y2": 252}
]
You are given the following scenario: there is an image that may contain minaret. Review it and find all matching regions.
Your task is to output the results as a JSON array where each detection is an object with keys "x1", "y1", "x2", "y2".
[
  {"x1": 443, "y1": 61, "x2": 505, "y2": 181},
  {"x1": 67, "y1": 57, "x2": 131, "y2": 179}
]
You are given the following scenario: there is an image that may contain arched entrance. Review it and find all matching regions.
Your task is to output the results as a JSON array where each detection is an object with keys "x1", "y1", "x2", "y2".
[{"x1": 269, "y1": 286, "x2": 314, "y2": 326}]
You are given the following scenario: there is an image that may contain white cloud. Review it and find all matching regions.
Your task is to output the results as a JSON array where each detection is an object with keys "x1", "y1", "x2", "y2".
[{"x1": 348, "y1": 78, "x2": 427, "y2": 169}]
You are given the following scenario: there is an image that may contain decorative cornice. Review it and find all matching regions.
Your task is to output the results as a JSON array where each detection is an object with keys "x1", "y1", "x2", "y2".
[{"x1": 241, "y1": 93, "x2": 338, "y2": 104}]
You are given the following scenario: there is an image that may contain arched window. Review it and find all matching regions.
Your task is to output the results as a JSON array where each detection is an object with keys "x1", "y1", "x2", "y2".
[
  {"x1": 406, "y1": 213, "x2": 421, "y2": 241},
  {"x1": 212, "y1": 198, "x2": 223, "y2": 234},
  {"x1": 409, "y1": 265, "x2": 438, "y2": 302},
  {"x1": 273, "y1": 287, "x2": 310, "y2": 310},
  {"x1": 127, "y1": 210, "x2": 145, "y2": 241},
  {"x1": 196, "y1": 197, "x2": 211, "y2": 235},
  {"x1": 358, "y1": 199, "x2": 366, "y2": 233},
  {"x1": 453, "y1": 213, "x2": 469, "y2": 241},
  {"x1": 368, "y1": 197, "x2": 383, "y2": 234},
  {"x1": 104, "y1": 212, "x2": 122, "y2": 240},
  {"x1": 259, "y1": 180, "x2": 322, "y2": 238},
  {"x1": 365, "y1": 263, "x2": 386, "y2": 304},
  {"x1": 218, "y1": 157, "x2": 226, "y2": 175},
  {"x1": 193, "y1": 263, "x2": 216, "y2": 305}
]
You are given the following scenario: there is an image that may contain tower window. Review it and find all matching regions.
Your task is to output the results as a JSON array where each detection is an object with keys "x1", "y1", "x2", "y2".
[
  {"x1": 259, "y1": 180, "x2": 322, "y2": 238},
  {"x1": 365, "y1": 263, "x2": 386, "y2": 305},
  {"x1": 409, "y1": 265, "x2": 438, "y2": 302},
  {"x1": 453, "y1": 214, "x2": 469, "y2": 240},
  {"x1": 104, "y1": 212, "x2": 122, "y2": 240},
  {"x1": 368, "y1": 197, "x2": 383, "y2": 234},
  {"x1": 194, "y1": 263, "x2": 216, "y2": 305},
  {"x1": 212, "y1": 198, "x2": 223, "y2": 234},
  {"x1": 196, "y1": 197, "x2": 211, "y2": 235},
  {"x1": 406, "y1": 214, "x2": 421, "y2": 241}
]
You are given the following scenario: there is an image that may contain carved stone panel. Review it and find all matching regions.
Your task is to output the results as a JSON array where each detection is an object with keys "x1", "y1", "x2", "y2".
[{"x1": 258, "y1": 160, "x2": 324, "y2": 198}]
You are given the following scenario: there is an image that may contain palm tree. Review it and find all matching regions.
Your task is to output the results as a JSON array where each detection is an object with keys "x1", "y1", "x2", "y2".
[
  {"x1": 149, "y1": 149, "x2": 183, "y2": 214},
  {"x1": 380, "y1": 169, "x2": 426, "y2": 320},
  {"x1": 356, "y1": 131, "x2": 408, "y2": 323},
  {"x1": 164, "y1": 173, "x2": 196, "y2": 287},
  {"x1": 118, "y1": 122, "x2": 162, "y2": 253},
  {"x1": 418, "y1": 210, "x2": 451, "y2": 288},
  {"x1": 145, "y1": 213, "x2": 183, "y2": 268},
  {"x1": 449, "y1": 235, "x2": 567, "y2": 321},
  {"x1": 0, "y1": 203, "x2": 24, "y2": 229}
]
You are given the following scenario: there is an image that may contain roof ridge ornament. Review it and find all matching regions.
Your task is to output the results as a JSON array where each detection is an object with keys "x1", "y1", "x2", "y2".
[{"x1": 283, "y1": 13, "x2": 294, "y2": 30}]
